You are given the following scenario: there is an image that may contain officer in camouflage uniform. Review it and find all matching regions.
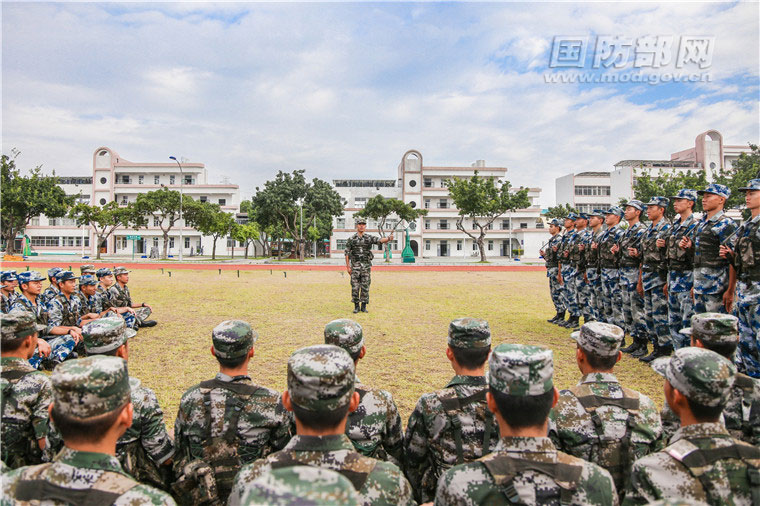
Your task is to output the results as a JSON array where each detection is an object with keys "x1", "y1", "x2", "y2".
[
  {"x1": 625, "y1": 347, "x2": 760, "y2": 505},
  {"x1": 240, "y1": 466, "x2": 360, "y2": 505},
  {"x1": 682, "y1": 183, "x2": 738, "y2": 314},
  {"x1": 344, "y1": 217, "x2": 394, "y2": 313},
  {"x1": 723, "y1": 179, "x2": 760, "y2": 378},
  {"x1": 229, "y1": 344, "x2": 414, "y2": 506},
  {"x1": 172, "y1": 320, "x2": 292, "y2": 504},
  {"x1": 404, "y1": 318, "x2": 499, "y2": 503},
  {"x1": 599, "y1": 207, "x2": 626, "y2": 329},
  {"x1": 1, "y1": 312, "x2": 52, "y2": 469},
  {"x1": 541, "y1": 218, "x2": 566, "y2": 323},
  {"x1": 660, "y1": 313, "x2": 760, "y2": 447},
  {"x1": 661, "y1": 189, "x2": 698, "y2": 350},
  {"x1": 108, "y1": 266, "x2": 156, "y2": 327},
  {"x1": 549, "y1": 322, "x2": 664, "y2": 498},
  {"x1": 616, "y1": 200, "x2": 648, "y2": 357},
  {"x1": 1, "y1": 356, "x2": 176, "y2": 505},
  {"x1": 435, "y1": 343, "x2": 618, "y2": 505},
  {"x1": 558, "y1": 213, "x2": 581, "y2": 328},
  {"x1": 39, "y1": 267, "x2": 62, "y2": 306},
  {"x1": 584, "y1": 210, "x2": 606, "y2": 321},
  {"x1": 1, "y1": 271, "x2": 18, "y2": 313},
  {"x1": 639, "y1": 197, "x2": 673, "y2": 362},
  {"x1": 572, "y1": 213, "x2": 595, "y2": 324},
  {"x1": 324, "y1": 319, "x2": 403, "y2": 467}
]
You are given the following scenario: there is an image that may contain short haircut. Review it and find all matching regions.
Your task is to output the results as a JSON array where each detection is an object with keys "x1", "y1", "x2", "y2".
[
  {"x1": 580, "y1": 346, "x2": 618, "y2": 371},
  {"x1": 490, "y1": 387, "x2": 554, "y2": 429},
  {"x1": 347, "y1": 349, "x2": 361, "y2": 362},
  {"x1": 686, "y1": 397, "x2": 724, "y2": 423},
  {"x1": 51, "y1": 402, "x2": 126, "y2": 444},
  {"x1": 291, "y1": 402, "x2": 349, "y2": 431},
  {"x1": 450, "y1": 345, "x2": 490, "y2": 370},
  {"x1": 694, "y1": 337, "x2": 738, "y2": 360},
  {"x1": 2, "y1": 334, "x2": 32, "y2": 352},
  {"x1": 215, "y1": 353, "x2": 247, "y2": 369}
]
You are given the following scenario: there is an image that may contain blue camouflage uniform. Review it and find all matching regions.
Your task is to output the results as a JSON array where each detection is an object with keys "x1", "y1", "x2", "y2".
[
  {"x1": 619, "y1": 203, "x2": 647, "y2": 339},
  {"x1": 584, "y1": 211, "x2": 606, "y2": 321},
  {"x1": 38, "y1": 268, "x2": 62, "y2": 307},
  {"x1": 640, "y1": 198, "x2": 672, "y2": 349},
  {"x1": 572, "y1": 220, "x2": 595, "y2": 321},
  {"x1": 543, "y1": 222, "x2": 566, "y2": 315},
  {"x1": 1, "y1": 271, "x2": 19, "y2": 313},
  {"x1": 598, "y1": 208, "x2": 625, "y2": 328},
  {"x1": 558, "y1": 216, "x2": 581, "y2": 318}
]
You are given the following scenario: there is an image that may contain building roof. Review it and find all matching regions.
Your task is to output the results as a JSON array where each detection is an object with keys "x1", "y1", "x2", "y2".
[
  {"x1": 333, "y1": 179, "x2": 396, "y2": 187},
  {"x1": 614, "y1": 159, "x2": 698, "y2": 168},
  {"x1": 575, "y1": 171, "x2": 610, "y2": 177}
]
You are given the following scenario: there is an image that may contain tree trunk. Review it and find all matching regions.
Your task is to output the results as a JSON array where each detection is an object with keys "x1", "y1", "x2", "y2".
[
  {"x1": 3, "y1": 229, "x2": 17, "y2": 255},
  {"x1": 478, "y1": 237, "x2": 487, "y2": 262},
  {"x1": 278, "y1": 240, "x2": 282, "y2": 260},
  {"x1": 231, "y1": 239, "x2": 235, "y2": 259},
  {"x1": 162, "y1": 230, "x2": 170, "y2": 259},
  {"x1": 244, "y1": 242, "x2": 249, "y2": 259},
  {"x1": 96, "y1": 233, "x2": 106, "y2": 260},
  {"x1": 212, "y1": 237, "x2": 217, "y2": 260}
]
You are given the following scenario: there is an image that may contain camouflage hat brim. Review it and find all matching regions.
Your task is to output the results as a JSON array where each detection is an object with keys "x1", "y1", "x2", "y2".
[
  {"x1": 287, "y1": 345, "x2": 355, "y2": 412},
  {"x1": 679, "y1": 327, "x2": 692, "y2": 336},
  {"x1": 84, "y1": 327, "x2": 137, "y2": 354},
  {"x1": 651, "y1": 348, "x2": 735, "y2": 407},
  {"x1": 52, "y1": 356, "x2": 131, "y2": 418},
  {"x1": 570, "y1": 331, "x2": 581, "y2": 342}
]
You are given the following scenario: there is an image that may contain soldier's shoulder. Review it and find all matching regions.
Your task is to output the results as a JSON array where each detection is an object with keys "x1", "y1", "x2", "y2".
[
  {"x1": 557, "y1": 449, "x2": 615, "y2": 483},
  {"x1": 438, "y1": 459, "x2": 493, "y2": 495},
  {"x1": 248, "y1": 383, "x2": 283, "y2": 401},
  {"x1": 130, "y1": 381, "x2": 162, "y2": 407},
  {"x1": 118, "y1": 483, "x2": 176, "y2": 505},
  {"x1": 357, "y1": 384, "x2": 395, "y2": 404},
  {"x1": 178, "y1": 382, "x2": 205, "y2": 405},
  {"x1": 413, "y1": 387, "x2": 452, "y2": 412}
]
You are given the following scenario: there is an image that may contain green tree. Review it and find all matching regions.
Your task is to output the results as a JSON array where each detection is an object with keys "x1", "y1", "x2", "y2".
[
  {"x1": 68, "y1": 201, "x2": 145, "y2": 259},
  {"x1": 355, "y1": 195, "x2": 428, "y2": 261},
  {"x1": 134, "y1": 188, "x2": 196, "y2": 259},
  {"x1": 1, "y1": 153, "x2": 74, "y2": 256},
  {"x1": 186, "y1": 201, "x2": 236, "y2": 260},
  {"x1": 633, "y1": 169, "x2": 708, "y2": 218},
  {"x1": 232, "y1": 221, "x2": 260, "y2": 259},
  {"x1": 445, "y1": 172, "x2": 531, "y2": 262},
  {"x1": 544, "y1": 203, "x2": 577, "y2": 219},
  {"x1": 714, "y1": 143, "x2": 760, "y2": 219}
]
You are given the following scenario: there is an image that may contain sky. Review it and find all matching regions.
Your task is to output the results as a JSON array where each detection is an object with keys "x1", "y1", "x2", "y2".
[{"x1": 2, "y1": 1, "x2": 758, "y2": 206}]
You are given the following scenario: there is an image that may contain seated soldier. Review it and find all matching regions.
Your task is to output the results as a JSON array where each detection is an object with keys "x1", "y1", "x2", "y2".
[
  {"x1": 39, "y1": 267, "x2": 62, "y2": 306},
  {"x1": 229, "y1": 344, "x2": 414, "y2": 506},
  {"x1": 79, "y1": 264, "x2": 97, "y2": 277},
  {"x1": 108, "y1": 267, "x2": 156, "y2": 328},
  {"x1": 625, "y1": 347, "x2": 760, "y2": 504},
  {"x1": 96, "y1": 268, "x2": 139, "y2": 330},
  {"x1": 241, "y1": 466, "x2": 360, "y2": 505},
  {"x1": 435, "y1": 343, "x2": 619, "y2": 505},
  {"x1": 549, "y1": 321, "x2": 663, "y2": 497},
  {"x1": 1, "y1": 355, "x2": 175, "y2": 505},
  {"x1": 324, "y1": 319, "x2": 403, "y2": 467},
  {"x1": 1, "y1": 312, "x2": 52, "y2": 469},
  {"x1": 77, "y1": 275, "x2": 135, "y2": 324},
  {"x1": 1, "y1": 271, "x2": 19, "y2": 313},
  {"x1": 404, "y1": 317, "x2": 498, "y2": 503},
  {"x1": 172, "y1": 320, "x2": 292, "y2": 505}
]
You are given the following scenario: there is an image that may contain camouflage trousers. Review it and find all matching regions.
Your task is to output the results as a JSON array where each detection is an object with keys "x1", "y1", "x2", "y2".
[
  {"x1": 134, "y1": 306, "x2": 152, "y2": 325},
  {"x1": 619, "y1": 267, "x2": 646, "y2": 338},
  {"x1": 559, "y1": 266, "x2": 580, "y2": 317},
  {"x1": 350, "y1": 265, "x2": 371, "y2": 303},
  {"x1": 643, "y1": 286, "x2": 670, "y2": 346},
  {"x1": 600, "y1": 268, "x2": 624, "y2": 327},
  {"x1": 547, "y1": 267, "x2": 564, "y2": 312},
  {"x1": 585, "y1": 269, "x2": 602, "y2": 320},
  {"x1": 28, "y1": 335, "x2": 76, "y2": 370},
  {"x1": 668, "y1": 290, "x2": 694, "y2": 349},
  {"x1": 694, "y1": 292, "x2": 726, "y2": 314},
  {"x1": 573, "y1": 270, "x2": 594, "y2": 319},
  {"x1": 736, "y1": 303, "x2": 760, "y2": 378}
]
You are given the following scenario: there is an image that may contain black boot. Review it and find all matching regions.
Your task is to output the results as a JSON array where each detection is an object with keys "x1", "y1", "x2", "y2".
[
  {"x1": 630, "y1": 338, "x2": 649, "y2": 358},
  {"x1": 641, "y1": 342, "x2": 672, "y2": 363},
  {"x1": 547, "y1": 311, "x2": 563, "y2": 323},
  {"x1": 360, "y1": 303, "x2": 367, "y2": 313},
  {"x1": 139, "y1": 320, "x2": 157, "y2": 328},
  {"x1": 639, "y1": 342, "x2": 660, "y2": 363},
  {"x1": 560, "y1": 315, "x2": 579, "y2": 328},
  {"x1": 621, "y1": 336, "x2": 638, "y2": 353},
  {"x1": 353, "y1": 303, "x2": 360, "y2": 313}
]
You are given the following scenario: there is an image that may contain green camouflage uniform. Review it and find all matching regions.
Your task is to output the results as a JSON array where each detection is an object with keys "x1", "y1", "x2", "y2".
[
  {"x1": 435, "y1": 343, "x2": 618, "y2": 505},
  {"x1": 404, "y1": 318, "x2": 499, "y2": 503},
  {"x1": 230, "y1": 344, "x2": 414, "y2": 506},
  {"x1": 345, "y1": 229, "x2": 381, "y2": 304},
  {"x1": 0, "y1": 312, "x2": 52, "y2": 469},
  {"x1": 108, "y1": 267, "x2": 152, "y2": 324},
  {"x1": 324, "y1": 319, "x2": 404, "y2": 467},
  {"x1": 1, "y1": 355, "x2": 175, "y2": 505},
  {"x1": 549, "y1": 322, "x2": 664, "y2": 497},
  {"x1": 625, "y1": 347, "x2": 760, "y2": 505},
  {"x1": 241, "y1": 465, "x2": 360, "y2": 505}
]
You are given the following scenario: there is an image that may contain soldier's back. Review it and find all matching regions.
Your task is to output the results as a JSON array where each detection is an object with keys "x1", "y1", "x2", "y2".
[{"x1": 347, "y1": 382, "x2": 404, "y2": 467}]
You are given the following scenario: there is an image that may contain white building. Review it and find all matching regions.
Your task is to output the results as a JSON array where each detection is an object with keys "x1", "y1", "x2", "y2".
[
  {"x1": 555, "y1": 172, "x2": 612, "y2": 213},
  {"x1": 330, "y1": 150, "x2": 548, "y2": 260}
]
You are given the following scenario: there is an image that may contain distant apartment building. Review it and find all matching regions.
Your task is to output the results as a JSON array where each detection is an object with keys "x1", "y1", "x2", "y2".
[
  {"x1": 331, "y1": 150, "x2": 547, "y2": 259},
  {"x1": 555, "y1": 172, "x2": 612, "y2": 213}
]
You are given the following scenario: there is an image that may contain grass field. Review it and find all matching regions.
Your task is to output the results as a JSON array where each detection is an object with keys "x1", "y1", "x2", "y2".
[{"x1": 125, "y1": 268, "x2": 666, "y2": 430}]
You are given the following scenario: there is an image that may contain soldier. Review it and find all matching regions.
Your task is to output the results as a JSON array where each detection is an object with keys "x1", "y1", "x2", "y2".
[
  {"x1": 229, "y1": 344, "x2": 414, "y2": 506},
  {"x1": 549, "y1": 322, "x2": 664, "y2": 497},
  {"x1": 12, "y1": 271, "x2": 80, "y2": 369},
  {"x1": 584, "y1": 210, "x2": 606, "y2": 322},
  {"x1": 47, "y1": 271, "x2": 87, "y2": 353},
  {"x1": 39, "y1": 267, "x2": 62, "y2": 306},
  {"x1": 571, "y1": 213, "x2": 595, "y2": 324},
  {"x1": 404, "y1": 318, "x2": 498, "y2": 503},
  {"x1": 435, "y1": 343, "x2": 618, "y2": 505},
  {"x1": 108, "y1": 266, "x2": 156, "y2": 327},
  {"x1": 240, "y1": 466, "x2": 360, "y2": 505},
  {"x1": 722, "y1": 178, "x2": 760, "y2": 378},
  {"x1": 79, "y1": 263, "x2": 97, "y2": 276},
  {"x1": 557, "y1": 213, "x2": 581, "y2": 328},
  {"x1": 624, "y1": 347, "x2": 760, "y2": 505},
  {"x1": 599, "y1": 207, "x2": 625, "y2": 329},
  {"x1": 344, "y1": 217, "x2": 394, "y2": 313},
  {"x1": 324, "y1": 319, "x2": 404, "y2": 467},
  {"x1": 614, "y1": 200, "x2": 648, "y2": 357},
  {"x1": 97, "y1": 267, "x2": 116, "y2": 299},
  {"x1": 1, "y1": 271, "x2": 18, "y2": 313},
  {"x1": 1, "y1": 312, "x2": 52, "y2": 469},
  {"x1": 172, "y1": 320, "x2": 292, "y2": 504},
  {"x1": 639, "y1": 197, "x2": 672, "y2": 362},
  {"x1": 660, "y1": 189, "x2": 698, "y2": 350},
  {"x1": 541, "y1": 218, "x2": 567, "y2": 323},
  {"x1": 660, "y1": 313, "x2": 760, "y2": 447},
  {"x1": 1, "y1": 356, "x2": 176, "y2": 505},
  {"x1": 681, "y1": 183, "x2": 738, "y2": 314}
]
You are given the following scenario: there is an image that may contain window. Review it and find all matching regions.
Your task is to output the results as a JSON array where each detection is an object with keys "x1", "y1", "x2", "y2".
[
  {"x1": 153, "y1": 216, "x2": 160, "y2": 227},
  {"x1": 425, "y1": 219, "x2": 431, "y2": 230},
  {"x1": 200, "y1": 196, "x2": 207, "y2": 203},
  {"x1": 118, "y1": 175, "x2": 131, "y2": 184},
  {"x1": 336, "y1": 217, "x2": 345, "y2": 228},
  {"x1": 424, "y1": 198, "x2": 431, "y2": 209},
  {"x1": 30, "y1": 236, "x2": 59, "y2": 247},
  {"x1": 61, "y1": 236, "x2": 88, "y2": 247},
  {"x1": 520, "y1": 222, "x2": 528, "y2": 229},
  {"x1": 185, "y1": 237, "x2": 190, "y2": 248},
  {"x1": 116, "y1": 236, "x2": 127, "y2": 249},
  {"x1": 409, "y1": 180, "x2": 417, "y2": 187},
  {"x1": 409, "y1": 201, "x2": 417, "y2": 208},
  {"x1": 486, "y1": 222, "x2": 493, "y2": 230},
  {"x1": 121, "y1": 195, "x2": 128, "y2": 204},
  {"x1": 425, "y1": 240, "x2": 431, "y2": 251},
  {"x1": 138, "y1": 175, "x2": 144, "y2": 185},
  {"x1": 423, "y1": 177, "x2": 432, "y2": 188},
  {"x1": 536, "y1": 221, "x2": 544, "y2": 229},
  {"x1": 438, "y1": 220, "x2": 448, "y2": 230},
  {"x1": 472, "y1": 221, "x2": 479, "y2": 230},
  {"x1": 219, "y1": 199, "x2": 226, "y2": 206},
  {"x1": 574, "y1": 185, "x2": 611, "y2": 196},
  {"x1": 710, "y1": 162, "x2": 716, "y2": 169},
  {"x1": 169, "y1": 237, "x2": 175, "y2": 249},
  {"x1": 48, "y1": 218, "x2": 58, "y2": 226},
  {"x1": 99, "y1": 198, "x2": 107, "y2": 205},
  {"x1": 154, "y1": 175, "x2": 160, "y2": 185},
  {"x1": 169, "y1": 175, "x2": 175, "y2": 185},
  {"x1": 389, "y1": 240, "x2": 398, "y2": 250},
  {"x1": 488, "y1": 240, "x2": 494, "y2": 251},
  {"x1": 100, "y1": 177, "x2": 107, "y2": 184},
  {"x1": 502, "y1": 219, "x2": 510, "y2": 229},
  {"x1": 153, "y1": 238, "x2": 159, "y2": 248},
  {"x1": 439, "y1": 199, "x2": 448, "y2": 209},
  {"x1": 184, "y1": 176, "x2": 192, "y2": 185},
  {"x1": 31, "y1": 217, "x2": 40, "y2": 226},
  {"x1": 227, "y1": 237, "x2": 235, "y2": 247},
  {"x1": 457, "y1": 240, "x2": 462, "y2": 251},
  {"x1": 441, "y1": 180, "x2": 447, "y2": 188},
  {"x1": 336, "y1": 239, "x2": 347, "y2": 250},
  {"x1": 354, "y1": 198, "x2": 367, "y2": 208},
  {"x1": 472, "y1": 242, "x2": 478, "y2": 251}
]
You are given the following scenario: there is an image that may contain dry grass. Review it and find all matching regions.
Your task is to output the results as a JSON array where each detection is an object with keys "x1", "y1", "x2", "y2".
[{"x1": 125, "y1": 269, "x2": 666, "y2": 430}]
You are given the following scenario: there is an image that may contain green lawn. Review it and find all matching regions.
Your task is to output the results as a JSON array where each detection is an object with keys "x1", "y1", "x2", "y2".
[{"x1": 125, "y1": 269, "x2": 665, "y2": 430}]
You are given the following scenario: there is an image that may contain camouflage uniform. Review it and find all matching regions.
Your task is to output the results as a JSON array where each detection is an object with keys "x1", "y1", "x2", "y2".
[
  {"x1": 619, "y1": 206, "x2": 647, "y2": 339},
  {"x1": 404, "y1": 318, "x2": 499, "y2": 503},
  {"x1": 584, "y1": 213, "x2": 606, "y2": 321},
  {"x1": 641, "y1": 198, "x2": 672, "y2": 349},
  {"x1": 693, "y1": 185, "x2": 738, "y2": 313},
  {"x1": 108, "y1": 267, "x2": 153, "y2": 325},
  {"x1": 544, "y1": 223, "x2": 566, "y2": 316},
  {"x1": 345, "y1": 228, "x2": 381, "y2": 305},
  {"x1": 558, "y1": 218, "x2": 581, "y2": 319},
  {"x1": 1, "y1": 356, "x2": 175, "y2": 505},
  {"x1": 1, "y1": 312, "x2": 52, "y2": 469},
  {"x1": 435, "y1": 344, "x2": 618, "y2": 505},
  {"x1": 626, "y1": 348, "x2": 760, "y2": 505},
  {"x1": 1, "y1": 271, "x2": 18, "y2": 313},
  {"x1": 240, "y1": 466, "x2": 360, "y2": 505},
  {"x1": 172, "y1": 320, "x2": 292, "y2": 504},
  {"x1": 549, "y1": 322, "x2": 664, "y2": 497},
  {"x1": 572, "y1": 221, "x2": 594, "y2": 321},
  {"x1": 324, "y1": 319, "x2": 404, "y2": 467},
  {"x1": 38, "y1": 267, "x2": 62, "y2": 307},
  {"x1": 47, "y1": 271, "x2": 85, "y2": 329},
  {"x1": 230, "y1": 344, "x2": 414, "y2": 506},
  {"x1": 599, "y1": 208, "x2": 626, "y2": 328}
]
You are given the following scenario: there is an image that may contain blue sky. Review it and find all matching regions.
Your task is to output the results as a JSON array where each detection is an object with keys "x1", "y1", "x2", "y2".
[{"x1": 2, "y1": 2, "x2": 758, "y2": 205}]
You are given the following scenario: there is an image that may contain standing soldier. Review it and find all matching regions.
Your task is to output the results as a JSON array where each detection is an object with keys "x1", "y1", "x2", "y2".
[
  {"x1": 660, "y1": 189, "x2": 698, "y2": 350},
  {"x1": 108, "y1": 267, "x2": 156, "y2": 327},
  {"x1": 722, "y1": 179, "x2": 760, "y2": 378},
  {"x1": 557, "y1": 213, "x2": 581, "y2": 328},
  {"x1": 681, "y1": 183, "x2": 738, "y2": 314},
  {"x1": 39, "y1": 267, "x2": 62, "y2": 306},
  {"x1": 541, "y1": 218, "x2": 566, "y2": 323},
  {"x1": 323, "y1": 319, "x2": 404, "y2": 467},
  {"x1": 344, "y1": 218, "x2": 393, "y2": 313},
  {"x1": 599, "y1": 207, "x2": 625, "y2": 329},
  {"x1": 1, "y1": 271, "x2": 18, "y2": 313},
  {"x1": 404, "y1": 318, "x2": 498, "y2": 503},
  {"x1": 572, "y1": 213, "x2": 595, "y2": 324},
  {"x1": 584, "y1": 210, "x2": 605, "y2": 321},
  {"x1": 639, "y1": 197, "x2": 672, "y2": 362}
]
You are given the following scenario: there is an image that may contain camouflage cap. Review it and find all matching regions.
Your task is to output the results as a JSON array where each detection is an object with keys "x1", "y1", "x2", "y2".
[
  {"x1": 113, "y1": 266, "x2": 130, "y2": 276},
  {"x1": 571, "y1": 321, "x2": 625, "y2": 357},
  {"x1": 47, "y1": 267, "x2": 63, "y2": 279},
  {"x1": 626, "y1": 199, "x2": 644, "y2": 211},
  {"x1": 448, "y1": 317, "x2": 491, "y2": 349},
  {"x1": 565, "y1": 213, "x2": 578, "y2": 221},
  {"x1": 549, "y1": 218, "x2": 562, "y2": 227},
  {"x1": 698, "y1": 183, "x2": 731, "y2": 199},
  {"x1": 51, "y1": 356, "x2": 131, "y2": 418},
  {"x1": 588, "y1": 209, "x2": 605, "y2": 217},
  {"x1": 287, "y1": 344, "x2": 355, "y2": 412},
  {"x1": 1, "y1": 311, "x2": 47, "y2": 342},
  {"x1": 55, "y1": 270, "x2": 79, "y2": 282},
  {"x1": 79, "y1": 264, "x2": 96, "y2": 275},
  {"x1": 651, "y1": 347, "x2": 736, "y2": 407},
  {"x1": 79, "y1": 274, "x2": 98, "y2": 286},
  {"x1": 679, "y1": 312, "x2": 738, "y2": 345},
  {"x1": 355, "y1": 217, "x2": 367, "y2": 225},
  {"x1": 577, "y1": 213, "x2": 589, "y2": 221},
  {"x1": 324, "y1": 319, "x2": 364, "y2": 356},
  {"x1": 738, "y1": 178, "x2": 760, "y2": 192},
  {"x1": 17, "y1": 271, "x2": 46, "y2": 285},
  {"x1": 96, "y1": 268, "x2": 113, "y2": 278},
  {"x1": 241, "y1": 466, "x2": 360, "y2": 506},
  {"x1": 82, "y1": 316, "x2": 137, "y2": 354},
  {"x1": 1, "y1": 270, "x2": 18, "y2": 281},
  {"x1": 604, "y1": 206, "x2": 624, "y2": 217},
  {"x1": 646, "y1": 196, "x2": 669, "y2": 208},
  {"x1": 671, "y1": 189, "x2": 698, "y2": 201},
  {"x1": 212, "y1": 320, "x2": 257, "y2": 359},
  {"x1": 489, "y1": 343, "x2": 554, "y2": 396}
]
